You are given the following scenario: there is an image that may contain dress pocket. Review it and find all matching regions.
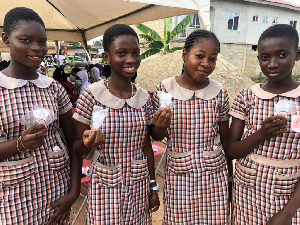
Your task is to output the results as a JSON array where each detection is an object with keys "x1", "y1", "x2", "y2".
[
  {"x1": 0, "y1": 157, "x2": 35, "y2": 186},
  {"x1": 167, "y1": 151, "x2": 193, "y2": 174},
  {"x1": 48, "y1": 147, "x2": 69, "y2": 171},
  {"x1": 93, "y1": 162, "x2": 122, "y2": 187},
  {"x1": 234, "y1": 162, "x2": 257, "y2": 188},
  {"x1": 202, "y1": 146, "x2": 227, "y2": 172},
  {"x1": 131, "y1": 158, "x2": 149, "y2": 181},
  {"x1": 274, "y1": 172, "x2": 300, "y2": 196}
]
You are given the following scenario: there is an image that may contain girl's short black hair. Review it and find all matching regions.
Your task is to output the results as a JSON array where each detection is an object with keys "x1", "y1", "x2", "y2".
[
  {"x1": 3, "y1": 7, "x2": 45, "y2": 36},
  {"x1": 103, "y1": 24, "x2": 139, "y2": 52},
  {"x1": 258, "y1": 24, "x2": 299, "y2": 49},
  {"x1": 184, "y1": 29, "x2": 220, "y2": 53}
]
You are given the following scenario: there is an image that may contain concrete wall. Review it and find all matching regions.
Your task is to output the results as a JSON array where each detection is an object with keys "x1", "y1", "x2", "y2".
[{"x1": 220, "y1": 43, "x2": 300, "y2": 78}]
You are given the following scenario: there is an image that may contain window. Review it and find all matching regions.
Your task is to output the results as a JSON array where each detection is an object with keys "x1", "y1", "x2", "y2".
[
  {"x1": 252, "y1": 15, "x2": 258, "y2": 22},
  {"x1": 272, "y1": 17, "x2": 278, "y2": 25},
  {"x1": 228, "y1": 13, "x2": 240, "y2": 30},
  {"x1": 176, "y1": 14, "x2": 200, "y2": 38},
  {"x1": 262, "y1": 16, "x2": 268, "y2": 24},
  {"x1": 189, "y1": 14, "x2": 201, "y2": 29},
  {"x1": 290, "y1": 20, "x2": 297, "y2": 28}
]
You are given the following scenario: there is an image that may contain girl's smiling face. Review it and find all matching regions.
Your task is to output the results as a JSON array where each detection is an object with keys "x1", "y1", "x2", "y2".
[
  {"x1": 103, "y1": 35, "x2": 140, "y2": 79},
  {"x1": 258, "y1": 37, "x2": 300, "y2": 82},
  {"x1": 2, "y1": 20, "x2": 48, "y2": 69},
  {"x1": 182, "y1": 38, "x2": 218, "y2": 84}
]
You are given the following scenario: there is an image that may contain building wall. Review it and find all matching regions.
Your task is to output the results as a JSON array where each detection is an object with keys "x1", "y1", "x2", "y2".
[{"x1": 211, "y1": 0, "x2": 300, "y2": 45}]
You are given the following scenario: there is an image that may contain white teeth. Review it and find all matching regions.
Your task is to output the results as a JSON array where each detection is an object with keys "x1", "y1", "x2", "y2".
[{"x1": 125, "y1": 67, "x2": 135, "y2": 70}]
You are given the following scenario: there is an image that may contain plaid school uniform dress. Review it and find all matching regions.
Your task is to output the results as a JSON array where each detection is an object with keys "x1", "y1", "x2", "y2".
[
  {"x1": 0, "y1": 72, "x2": 72, "y2": 224},
  {"x1": 230, "y1": 84, "x2": 300, "y2": 225},
  {"x1": 73, "y1": 80, "x2": 153, "y2": 224},
  {"x1": 152, "y1": 77, "x2": 230, "y2": 224}
]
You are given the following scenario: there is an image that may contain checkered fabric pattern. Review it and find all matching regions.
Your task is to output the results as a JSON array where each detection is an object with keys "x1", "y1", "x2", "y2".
[
  {"x1": 230, "y1": 87, "x2": 300, "y2": 224},
  {"x1": 152, "y1": 80, "x2": 230, "y2": 224},
  {"x1": 74, "y1": 87, "x2": 153, "y2": 224},
  {"x1": 0, "y1": 80, "x2": 72, "y2": 224}
]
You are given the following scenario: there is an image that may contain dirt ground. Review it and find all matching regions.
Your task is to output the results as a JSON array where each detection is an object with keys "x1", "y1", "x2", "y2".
[{"x1": 70, "y1": 51, "x2": 253, "y2": 224}]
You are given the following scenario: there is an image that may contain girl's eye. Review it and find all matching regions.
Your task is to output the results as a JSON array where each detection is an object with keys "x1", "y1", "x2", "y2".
[
  {"x1": 134, "y1": 51, "x2": 140, "y2": 56},
  {"x1": 260, "y1": 55, "x2": 269, "y2": 61},
  {"x1": 210, "y1": 58, "x2": 217, "y2": 62},
  {"x1": 195, "y1": 54, "x2": 203, "y2": 59},
  {"x1": 117, "y1": 51, "x2": 125, "y2": 56},
  {"x1": 20, "y1": 38, "x2": 30, "y2": 43},
  {"x1": 278, "y1": 52, "x2": 287, "y2": 58},
  {"x1": 39, "y1": 39, "x2": 47, "y2": 46}
]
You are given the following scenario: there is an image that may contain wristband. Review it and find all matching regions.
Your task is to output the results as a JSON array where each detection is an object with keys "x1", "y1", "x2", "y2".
[
  {"x1": 150, "y1": 179, "x2": 156, "y2": 184},
  {"x1": 150, "y1": 183, "x2": 159, "y2": 191}
]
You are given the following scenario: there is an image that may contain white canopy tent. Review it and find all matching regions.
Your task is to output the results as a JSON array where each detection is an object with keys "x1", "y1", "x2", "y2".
[{"x1": 0, "y1": 0, "x2": 210, "y2": 62}]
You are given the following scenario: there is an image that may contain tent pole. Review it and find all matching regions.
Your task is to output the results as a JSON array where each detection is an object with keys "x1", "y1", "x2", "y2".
[
  {"x1": 80, "y1": 31, "x2": 91, "y2": 65},
  {"x1": 54, "y1": 40, "x2": 60, "y2": 67}
]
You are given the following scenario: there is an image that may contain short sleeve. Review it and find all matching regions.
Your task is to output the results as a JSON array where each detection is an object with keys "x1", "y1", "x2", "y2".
[
  {"x1": 55, "y1": 82, "x2": 72, "y2": 114},
  {"x1": 219, "y1": 88, "x2": 230, "y2": 122},
  {"x1": 73, "y1": 88, "x2": 96, "y2": 125},
  {"x1": 229, "y1": 89, "x2": 247, "y2": 120}
]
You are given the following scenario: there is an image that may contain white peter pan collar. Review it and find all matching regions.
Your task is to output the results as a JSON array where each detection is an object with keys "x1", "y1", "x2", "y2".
[
  {"x1": 88, "y1": 80, "x2": 149, "y2": 109},
  {"x1": 161, "y1": 76, "x2": 223, "y2": 100},
  {"x1": 0, "y1": 72, "x2": 53, "y2": 89},
  {"x1": 251, "y1": 83, "x2": 300, "y2": 99}
]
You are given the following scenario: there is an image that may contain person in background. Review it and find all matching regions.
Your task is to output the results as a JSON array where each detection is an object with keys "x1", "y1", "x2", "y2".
[
  {"x1": 102, "y1": 64, "x2": 111, "y2": 79},
  {"x1": 52, "y1": 67, "x2": 74, "y2": 104},
  {"x1": 54, "y1": 49, "x2": 66, "y2": 68}
]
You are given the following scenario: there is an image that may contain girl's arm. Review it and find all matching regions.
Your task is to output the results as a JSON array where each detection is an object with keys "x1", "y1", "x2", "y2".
[
  {"x1": 227, "y1": 115, "x2": 287, "y2": 160},
  {"x1": 0, "y1": 124, "x2": 45, "y2": 160},
  {"x1": 267, "y1": 181, "x2": 300, "y2": 224},
  {"x1": 143, "y1": 127, "x2": 160, "y2": 212},
  {"x1": 48, "y1": 110, "x2": 81, "y2": 224}
]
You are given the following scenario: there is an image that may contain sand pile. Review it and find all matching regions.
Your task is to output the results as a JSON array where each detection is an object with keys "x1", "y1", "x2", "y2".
[{"x1": 136, "y1": 50, "x2": 254, "y2": 103}]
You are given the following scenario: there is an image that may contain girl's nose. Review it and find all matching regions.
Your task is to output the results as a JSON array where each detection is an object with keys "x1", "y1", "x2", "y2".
[
  {"x1": 31, "y1": 42, "x2": 42, "y2": 51},
  {"x1": 200, "y1": 59, "x2": 210, "y2": 67},
  {"x1": 268, "y1": 57, "x2": 278, "y2": 68}
]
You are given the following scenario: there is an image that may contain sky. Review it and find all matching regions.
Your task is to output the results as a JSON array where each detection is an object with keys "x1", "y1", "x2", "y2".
[{"x1": 284, "y1": 0, "x2": 299, "y2": 4}]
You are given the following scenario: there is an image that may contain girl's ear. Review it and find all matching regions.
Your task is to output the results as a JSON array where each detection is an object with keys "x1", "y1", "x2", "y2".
[
  {"x1": 2, "y1": 32, "x2": 9, "y2": 47},
  {"x1": 102, "y1": 52, "x2": 109, "y2": 64},
  {"x1": 182, "y1": 48, "x2": 187, "y2": 63}
]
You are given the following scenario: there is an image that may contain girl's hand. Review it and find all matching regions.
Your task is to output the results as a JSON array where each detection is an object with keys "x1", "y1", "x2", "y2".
[
  {"x1": 21, "y1": 124, "x2": 46, "y2": 150},
  {"x1": 152, "y1": 107, "x2": 172, "y2": 130},
  {"x1": 149, "y1": 192, "x2": 160, "y2": 212},
  {"x1": 47, "y1": 192, "x2": 78, "y2": 225},
  {"x1": 82, "y1": 129, "x2": 104, "y2": 148},
  {"x1": 257, "y1": 115, "x2": 287, "y2": 141}
]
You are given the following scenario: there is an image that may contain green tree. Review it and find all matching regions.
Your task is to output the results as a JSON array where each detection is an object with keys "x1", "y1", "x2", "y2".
[{"x1": 136, "y1": 14, "x2": 193, "y2": 59}]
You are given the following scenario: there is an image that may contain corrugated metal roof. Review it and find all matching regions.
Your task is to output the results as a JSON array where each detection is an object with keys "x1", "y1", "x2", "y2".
[{"x1": 265, "y1": 0, "x2": 300, "y2": 8}]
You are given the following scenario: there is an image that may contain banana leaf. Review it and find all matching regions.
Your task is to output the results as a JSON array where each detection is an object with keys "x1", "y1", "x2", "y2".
[
  {"x1": 139, "y1": 34, "x2": 154, "y2": 42},
  {"x1": 140, "y1": 48, "x2": 161, "y2": 60},
  {"x1": 136, "y1": 23, "x2": 162, "y2": 41},
  {"x1": 169, "y1": 46, "x2": 184, "y2": 53},
  {"x1": 164, "y1": 18, "x2": 170, "y2": 41},
  {"x1": 149, "y1": 41, "x2": 164, "y2": 49},
  {"x1": 170, "y1": 14, "x2": 193, "y2": 40}
]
